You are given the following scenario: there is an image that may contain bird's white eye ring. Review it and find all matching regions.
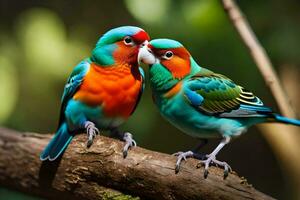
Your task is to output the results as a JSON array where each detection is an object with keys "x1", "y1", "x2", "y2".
[
  {"x1": 124, "y1": 36, "x2": 134, "y2": 46},
  {"x1": 162, "y1": 51, "x2": 173, "y2": 60}
]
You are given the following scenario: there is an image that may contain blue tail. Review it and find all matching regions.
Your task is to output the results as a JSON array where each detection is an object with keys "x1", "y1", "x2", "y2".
[
  {"x1": 40, "y1": 122, "x2": 73, "y2": 161},
  {"x1": 274, "y1": 114, "x2": 300, "y2": 126}
]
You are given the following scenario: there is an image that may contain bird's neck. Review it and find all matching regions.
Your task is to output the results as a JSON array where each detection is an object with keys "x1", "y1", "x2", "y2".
[
  {"x1": 150, "y1": 57, "x2": 202, "y2": 107},
  {"x1": 189, "y1": 57, "x2": 202, "y2": 76},
  {"x1": 150, "y1": 57, "x2": 201, "y2": 94},
  {"x1": 149, "y1": 64, "x2": 178, "y2": 95},
  {"x1": 90, "y1": 44, "x2": 117, "y2": 66}
]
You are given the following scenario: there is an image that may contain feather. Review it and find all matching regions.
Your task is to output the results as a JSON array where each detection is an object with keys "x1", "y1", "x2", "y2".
[
  {"x1": 40, "y1": 123, "x2": 73, "y2": 161},
  {"x1": 184, "y1": 67, "x2": 273, "y2": 118},
  {"x1": 57, "y1": 61, "x2": 90, "y2": 128}
]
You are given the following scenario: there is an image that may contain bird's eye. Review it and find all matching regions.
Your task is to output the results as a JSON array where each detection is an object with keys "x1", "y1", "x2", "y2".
[
  {"x1": 163, "y1": 51, "x2": 173, "y2": 60},
  {"x1": 124, "y1": 36, "x2": 134, "y2": 45}
]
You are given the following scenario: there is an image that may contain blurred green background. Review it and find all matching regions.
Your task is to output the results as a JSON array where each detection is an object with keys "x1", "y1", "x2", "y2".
[{"x1": 0, "y1": 0, "x2": 300, "y2": 199}]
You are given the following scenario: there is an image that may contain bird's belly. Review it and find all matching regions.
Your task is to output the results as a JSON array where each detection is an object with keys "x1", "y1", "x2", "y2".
[
  {"x1": 159, "y1": 95, "x2": 245, "y2": 138},
  {"x1": 65, "y1": 99, "x2": 126, "y2": 130}
]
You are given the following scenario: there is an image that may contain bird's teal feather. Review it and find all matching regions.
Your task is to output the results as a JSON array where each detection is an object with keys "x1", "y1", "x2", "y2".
[
  {"x1": 40, "y1": 122, "x2": 73, "y2": 161},
  {"x1": 61, "y1": 61, "x2": 90, "y2": 103},
  {"x1": 58, "y1": 61, "x2": 90, "y2": 127},
  {"x1": 150, "y1": 39, "x2": 183, "y2": 49},
  {"x1": 149, "y1": 57, "x2": 201, "y2": 93},
  {"x1": 130, "y1": 67, "x2": 145, "y2": 115},
  {"x1": 184, "y1": 67, "x2": 270, "y2": 117},
  {"x1": 65, "y1": 99, "x2": 124, "y2": 130},
  {"x1": 274, "y1": 115, "x2": 300, "y2": 126},
  {"x1": 41, "y1": 61, "x2": 90, "y2": 161},
  {"x1": 149, "y1": 62, "x2": 179, "y2": 92},
  {"x1": 156, "y1": 84, "x2": 247, "y2": 138},
  {"x1": 139, "y1": 67, "x2": 146, "y2": 91},
  {"x1": 189, "y1": 57, "x2": 202, "y2": 75},
  {"x1": 91, "y1": 44, "x2": 117, "y2": 66},
  {"x1": 96, "y1": 26, "x2": 143, "y2": 46}
]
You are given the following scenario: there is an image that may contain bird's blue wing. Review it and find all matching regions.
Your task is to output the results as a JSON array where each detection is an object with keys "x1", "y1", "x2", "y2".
[
  {"x1": 41, "y1": 60, "x2": 90, "y2": 161},
  {"x1": 184, "y1": 68, "x2": 273, "y2": 118},
  {"x1": 58, "y1": 60, "x2": 90, "y2": 127}
]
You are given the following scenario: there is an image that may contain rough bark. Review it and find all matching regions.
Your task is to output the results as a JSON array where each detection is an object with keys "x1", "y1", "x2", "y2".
[{"x1": 0, "y1": 127, "x2": 274, "y2": 200}]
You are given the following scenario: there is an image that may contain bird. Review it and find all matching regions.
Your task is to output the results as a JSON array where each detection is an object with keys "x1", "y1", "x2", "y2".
[
  {"x1": 40, "y1": 26, "x2": 150, "y2": 161},
  {"x1": 139, "y1": 38, "x2": 300, "y2": 178}
]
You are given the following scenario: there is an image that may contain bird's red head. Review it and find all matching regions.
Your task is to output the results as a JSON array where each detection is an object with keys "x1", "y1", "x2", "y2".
[
  {"x1": 113, "y1": 30, "x2": 150, "y2": 65},
  {"x1": 92, "y1": 26, "x2": 150, "y2": 67}
]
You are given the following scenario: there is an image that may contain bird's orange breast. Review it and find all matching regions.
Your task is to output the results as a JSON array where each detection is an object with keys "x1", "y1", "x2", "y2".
[{"x1": 73, "y1": 63, "x2": 143, "y2": 118}]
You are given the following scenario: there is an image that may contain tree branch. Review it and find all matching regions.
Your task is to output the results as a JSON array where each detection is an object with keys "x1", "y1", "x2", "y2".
[
  {"x1": 221, "y1": 0, "x2": 295, "y2": 117},
  {"x1": 221, "y1": 1, "x2": 300, "y2": 198},
  {"x1": 0, "y1": 127, "x2": 274, "y2": 200}
]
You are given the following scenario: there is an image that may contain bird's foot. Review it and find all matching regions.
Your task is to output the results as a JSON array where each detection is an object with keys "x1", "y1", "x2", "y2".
[
  {"x1": 197, "y1": 154, "x2": 232, "y2": 179},
  {"x1": 173, "y1": 151, "x2": 206, "y2": 173},
  {"x1": 122, "y1": 132, "x2": 136, "y2": 158},
  {"x1": 84, "y1": 121, "x2": 100, "y2": 148}
]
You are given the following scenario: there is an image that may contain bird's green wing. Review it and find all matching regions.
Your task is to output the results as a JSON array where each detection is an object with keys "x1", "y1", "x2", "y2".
[
  {"x1": 184, "y1": 68, "x2": 272, "y2": 117},
  {"x1": 58, "y1": 60, "x2": 90, "y2": 127}
]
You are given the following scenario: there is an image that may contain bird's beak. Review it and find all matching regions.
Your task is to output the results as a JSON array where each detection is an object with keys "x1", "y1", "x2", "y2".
[{"x1": 138, "y1": 41, "x2": 156, "y2": 65}]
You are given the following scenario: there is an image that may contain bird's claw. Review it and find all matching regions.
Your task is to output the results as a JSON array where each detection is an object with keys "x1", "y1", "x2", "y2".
[
  {"x1": 223, "y1": 164, "x2": 230, "y2": 179},
  {"x1": 204, "y1": 169, "x2": 209, "y2": 179},
  {"x1": 173, "y1": 151, "x2": 194, "y2": 174},
  {"x1": 198, "y1": 155, "x2": 231, "y2": 179},
  {"x1": 85, "y1": 121, "x2": 100, "y2": 148},
  {"x1": 122, "y1": 132, "x2": 136, "y2": 158}
]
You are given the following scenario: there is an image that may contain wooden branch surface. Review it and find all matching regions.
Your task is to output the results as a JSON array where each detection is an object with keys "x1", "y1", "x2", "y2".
[{"x1": 0, "y1": 127, "x2": 274, "y2": 200}]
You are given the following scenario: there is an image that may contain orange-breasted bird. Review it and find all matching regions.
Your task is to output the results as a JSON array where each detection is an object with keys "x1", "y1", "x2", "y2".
[{"x1": 40, "y1": 26, "x2": 150, "y2": 161}]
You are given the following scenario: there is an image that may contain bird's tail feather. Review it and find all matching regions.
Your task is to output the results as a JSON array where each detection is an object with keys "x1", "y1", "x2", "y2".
[
  {"x1": 40, "y1": 122, "x2": 73, "y2": 161},
  {"x1": 273, "y1": 114, "x2": 300, "y2": 126}
]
